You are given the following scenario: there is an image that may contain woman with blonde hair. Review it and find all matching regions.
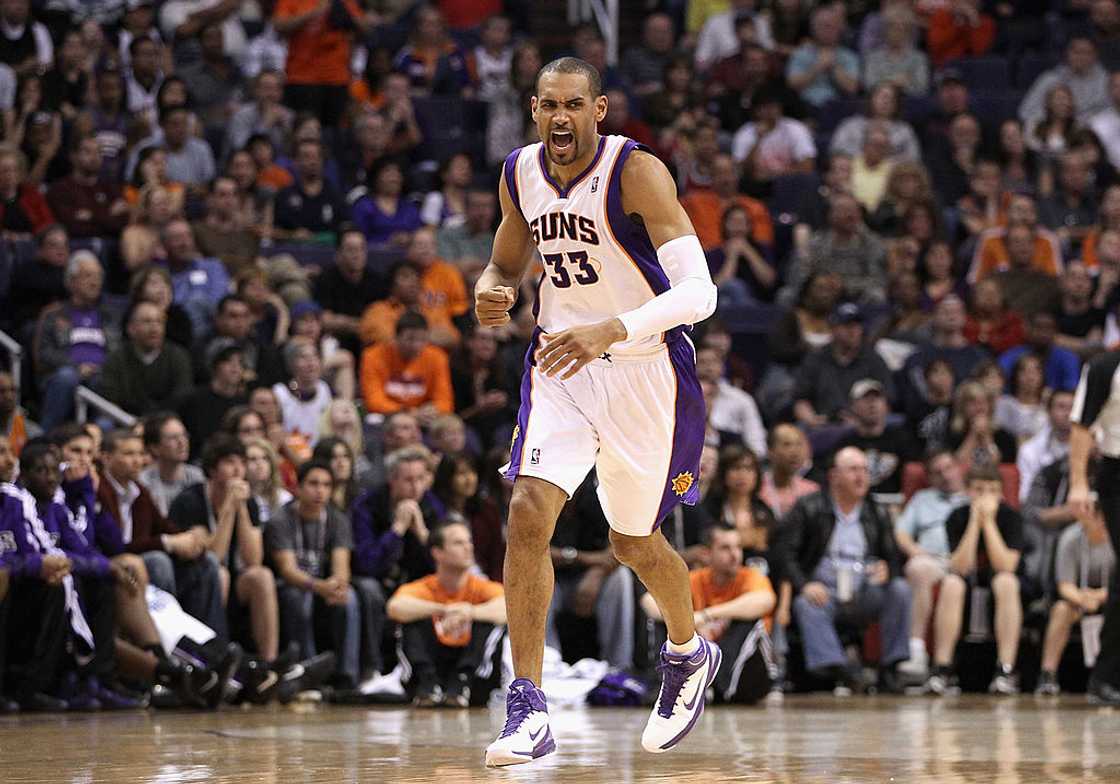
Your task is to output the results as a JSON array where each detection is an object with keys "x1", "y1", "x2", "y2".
[
  {"x1": 317, "y1": 399, "x2": 373, "y2": 481},
  {"x1": 868, "y1": 160, "x2": 935, "y2": 236},
  {"x1": 244, "y1": 437, "x2": 293, "y2": 524},
  {"x1": 947, "y1": 379, "x2": 1018, "y2": 470}
]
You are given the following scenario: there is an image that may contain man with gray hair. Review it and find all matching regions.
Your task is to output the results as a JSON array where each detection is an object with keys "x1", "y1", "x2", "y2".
[
  {"x1": 33, "y1": 250, "x2": 121, "y2": 429},
  {"x1": 271, "y1": 336, "x2": 333, "y2": 447}
]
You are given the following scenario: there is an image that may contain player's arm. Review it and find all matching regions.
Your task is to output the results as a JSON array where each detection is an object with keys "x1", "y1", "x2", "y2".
[
  {"x1": 474, "y1": 173, "x2": 536, "y2": 327},
  {"x1": 537, "y1": 150, "x2": 717, "y2": 379}
]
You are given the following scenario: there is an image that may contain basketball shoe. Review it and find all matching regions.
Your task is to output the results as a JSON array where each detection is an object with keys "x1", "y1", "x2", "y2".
[
  {"x1": 484, "y1": 678, "x2": 555, "y2": 767},
  {"x1": 641, "y1": 637, "x2": 721, "y2": 753}
]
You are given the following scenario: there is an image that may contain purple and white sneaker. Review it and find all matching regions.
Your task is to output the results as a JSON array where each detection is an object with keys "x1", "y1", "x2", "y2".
[
  {"x1": 484, "y1": 678, "x2": 556, "y2": 767},
  {"x1": 641, "y1": 637, "x2": 721, "y2": 754}
]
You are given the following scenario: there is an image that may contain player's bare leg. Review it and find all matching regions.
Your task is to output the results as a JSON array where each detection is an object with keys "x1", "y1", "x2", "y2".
[
  {"x1": 611, "y1": 530, "x2": 722, "y2": 753},
  {"x1": 485, "y1": 476, "x2": 566, "y2": 767}
]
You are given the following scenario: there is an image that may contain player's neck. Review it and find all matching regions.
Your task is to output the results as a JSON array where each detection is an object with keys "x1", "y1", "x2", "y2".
[{"x1": 546, "y1": 133, "x2": 602, "y2": 188}]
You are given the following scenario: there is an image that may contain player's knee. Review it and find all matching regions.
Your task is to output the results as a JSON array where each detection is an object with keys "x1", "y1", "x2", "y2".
[
  {"x1": 608, "y1": 530, "x2": 656, "y2": 570},
  {"x1": 508, "y1": 482, "x2": 562, "y2": 547}
]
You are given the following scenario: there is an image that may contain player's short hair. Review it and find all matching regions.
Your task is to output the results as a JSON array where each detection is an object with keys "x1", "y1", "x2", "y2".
[{"x1": 536, "y1": 56, "x2": 602, "y2": 98}]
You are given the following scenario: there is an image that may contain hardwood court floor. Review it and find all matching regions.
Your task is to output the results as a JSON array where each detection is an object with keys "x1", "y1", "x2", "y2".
[{"x1": 2, "y1": 695, "x2": 1119, "y2": 783}]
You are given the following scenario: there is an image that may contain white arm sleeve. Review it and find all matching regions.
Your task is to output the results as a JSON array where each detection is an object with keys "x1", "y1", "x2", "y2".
[{"x1": 617, "y1": 234, "x2": 717, "y2": 343}]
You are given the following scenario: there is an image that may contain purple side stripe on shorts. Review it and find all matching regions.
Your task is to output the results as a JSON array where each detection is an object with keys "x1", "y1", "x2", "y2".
[
  {"x1": 651, "y1": 338, "x2": 706, "y2": 531},
  {"x1": 502, "y1": 328, "x2": 542, "y2": 482}
]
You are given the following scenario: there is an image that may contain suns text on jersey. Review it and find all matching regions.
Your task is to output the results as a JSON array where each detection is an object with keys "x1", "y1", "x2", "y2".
[{"x1": 528, "y1": 211, "x2": 600, "y2": 246}]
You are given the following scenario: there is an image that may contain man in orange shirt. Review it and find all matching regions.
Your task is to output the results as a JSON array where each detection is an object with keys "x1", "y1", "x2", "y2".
[
  {"x1": 360, "y1": 263, "x2": 455, "y2": 347},
  {"x1": 388, "y1": 520, "x2": 507, "y2": 707},
  {"x1": 641, "y1": 525, "x2": 776, "y2": 704},
  {"x1": 360, "y1": 311, "x2": 454, "y2": 419},
  {"x1": 273, "y1": 0, "x2": 377, "y2": 125},
  {"x1": 408, "y1": 227, "x2": 469, "y2": 349},
  {"x1": 680, "y1": 154, "x2": 774, "y2": 252},
  {"x1": 970, "y1": 194, "x2": 1063, "y2": 282}
]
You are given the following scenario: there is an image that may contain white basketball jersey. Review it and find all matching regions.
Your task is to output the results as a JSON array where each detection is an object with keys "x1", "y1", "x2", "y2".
[{"x1": 503, "y1": 134, "x2": 681, "y2": 356}]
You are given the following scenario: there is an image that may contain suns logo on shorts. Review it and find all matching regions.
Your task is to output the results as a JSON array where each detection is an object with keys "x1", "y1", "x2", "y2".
[{"x1": 671, "y1": 471, "x2": 694, "y2": 497}]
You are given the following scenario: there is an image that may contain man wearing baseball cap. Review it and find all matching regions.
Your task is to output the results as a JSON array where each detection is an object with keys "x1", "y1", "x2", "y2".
[{"x1": 836, "y1": 379, "x2": 915, "y2": 494}]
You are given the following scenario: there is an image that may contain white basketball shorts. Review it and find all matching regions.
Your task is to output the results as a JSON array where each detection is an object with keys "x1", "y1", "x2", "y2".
[{"x1": 502, "y1": 335, "x2": 705, "y2": 536}]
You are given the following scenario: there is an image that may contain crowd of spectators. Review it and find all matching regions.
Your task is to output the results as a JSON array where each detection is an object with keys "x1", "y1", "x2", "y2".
[{"x1": 1, "y1": 0, "x2": 1119, "y2": 712}]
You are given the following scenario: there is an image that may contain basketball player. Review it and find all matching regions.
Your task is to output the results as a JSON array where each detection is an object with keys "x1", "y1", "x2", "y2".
[{"x1": 475, "y1": 57, "x2": 720, "y2": 767}]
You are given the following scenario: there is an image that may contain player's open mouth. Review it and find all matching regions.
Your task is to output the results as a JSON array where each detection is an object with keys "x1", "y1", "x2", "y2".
[{"x1": 550, "y1": 130, "x2": 574, "y2": 152}]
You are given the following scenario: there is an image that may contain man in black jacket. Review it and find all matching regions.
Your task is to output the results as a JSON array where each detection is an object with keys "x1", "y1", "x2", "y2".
[{"x1": 781, "y1": 446, "x2": 911, "y2": 692}]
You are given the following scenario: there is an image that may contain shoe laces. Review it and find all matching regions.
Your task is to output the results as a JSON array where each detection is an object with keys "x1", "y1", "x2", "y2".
[
  {"x1": 499, "y1": 687, "x2": 534, "y2": 738},
  {"x1": 654, "y1": 656, "x2": 693, "y2": 719}
]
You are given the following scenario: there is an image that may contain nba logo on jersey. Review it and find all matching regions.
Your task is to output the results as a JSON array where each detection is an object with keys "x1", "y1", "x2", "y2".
[
  {"x1": 590, "y1": 175, "x2": 599, "y2": 193},
  {"x1": 530, "y1": 448, "x2": 541, "y2": 465}
]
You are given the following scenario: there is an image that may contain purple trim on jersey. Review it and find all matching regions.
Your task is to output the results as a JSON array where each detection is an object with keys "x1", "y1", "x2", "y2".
[
  {"x1": 537, "y1": 136, "x2": 607, "y2": 199},
  {"x1": 503, "y1": 147, "x2": 525, "y2": 220},
  {"x1": 652, "y1": 338, "x2": 705, "y2": 531},
  {"x1": 502, "y1": 327, "x2": 543, "y2": 483},
  {"x1": 604, "y1": 139, "x2": 688, "y2": 345}
]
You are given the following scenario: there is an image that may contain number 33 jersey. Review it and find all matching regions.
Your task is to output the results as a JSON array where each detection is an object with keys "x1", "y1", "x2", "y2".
[{"x1": 503, "y1": 134, "x2": 685, "y2": 357}]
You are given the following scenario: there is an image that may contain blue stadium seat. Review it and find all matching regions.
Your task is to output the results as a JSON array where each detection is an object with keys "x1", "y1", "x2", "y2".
[
  {"x1": 265, "y1": 242, "x2": 337, "y2": 268},
  {"x1": 815, "y1": 97, "x2": 864, "y2": 135},
  {"x1": 950, "y1": 57, "x2": 1012, "y2": 93},
  {"x1": 1015, "y1": 53, "x2": 1058, "y2": 89},
  {"x1": 770, "y1": 172, "x2": 820, "y2": 222},
  {"x1": 971, "y1": 93, "x2": 1025, "y2": 127}
]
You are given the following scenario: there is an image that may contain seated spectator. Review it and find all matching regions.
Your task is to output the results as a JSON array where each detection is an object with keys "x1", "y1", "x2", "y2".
[
  {"x1": 862, "y1": 5, "x2": 928, "y2": 96},
  {"x1": 46, "y1": 135, "x2": 129, "y2": 239},
  {"x1": 178, "y1": 343, "x2": 249, "y2": 460},
  {"x1": 1036, "y1": 506, "x2": 1115, "y2": 695},
  {"x1": 0, "y1": 371, "x2": 39, "y2": 456},
  {"x1": 996, "y1": 118, "x2": 1040, "y2": 194},
  {"x1": 248, "y1": 385, "x2": 309, "y2": 481},
  {"x1": 545, "y1": 472, "x2": 636, "y2": 669},
  {"x1": 1017, "y1": 390, "x2": 1074, "y2": 505},
  {"x1": 600, "y1": 87, "x2": 655, "y2": 149},
  {"x1": 707, "y1": 204, "x2": 777, "y2": 309},
  {"x1": 130, "y1": 265, "x2": 194, "y2": 350},
  {"x1": 407, "y1": 227, "x2": 469, "y2": 350},
  {"x1": 730, "y1": 86, "x2": 816, "y2": 184},
  {"x1": 448, "y1": 327, "x2": 516, "y2": 451},
  {"x1": 870, "y1": 163, "x2": 936, "y2": 239},
  {"x1": 1090, "y1": 71, "x2": 1120, "y2": 171},
  {"x1": 244, "y1": 438, "x2": 294, "y2": 525},
  {"x1": 955, "y1": 160, "x2": 1006, "y2": 243},
  {"x1": 226, "y1": 69, "x2": 293, "y2": 157},
  {"x1": 245, "y1": 133, "x2": 293, "y2": 192},
  {"x1": 192, "y1": 176, "x2": 260, "y2": 278},
  {"x1": 311, "y1": 228, "x2": 386, "y2": 357},
  {"x1": 947, "y1": 380, "x2": 1018, "y2": 470},
  {"x1": 831, "y1": 84, "x2": 921, "y2": 163},
  {"x1": 431, "y1": 453, "x2": 505, "y2": 579},
  {"x1": 927, "y1": 465, "x2": 1024, "y2": 695},
  {"x1": 138, "y1": 412, "x2": 205, "y2": 516},
  {"x1": 851, "y1": 122, "x2": 896, "y2": 214},
  {"x1": 267, "y1": 460, "x2": 360, "y2": 688},
  {"x1": 170, "y1": 433, "x2": 279, "y2": 664},
  {"x1": 351, "y1": 158, "x2": 422, "y2": 247},
  {"x1": 273, "y1": 139, "x2": 347, "y2": 242},
  {"x1": 681, "y1": 153, "x2": 774, "y2": 253},
  {"x1": 351, "y1": 444, "x2": 438, "y2": 589},
  {"x1": 907, "y1": 358, "x2": 955, "y2": 453},
  {"x1": 1020, "y1": 36, "x2": 1109, "y2": 132},
  {"x1": 289, "y1": 301, "x2": 356, "y2": 402},
  {"x1": 783, "y1": 194, "x2": 887, "y2": 307},
  {"x1": 160, "y1": 217, "x2": 231, "y2": 340},
  {"x1": 81, "y1": 64, "x2": 130, "y2": 181},
  {"x1": 311, "y1": 435, "x2": 365, "y2": 512},
  {"x1": 894, "y1": 450, "x2": 968, "y2": 680},
  {"x1": 703, "y1": 445, "x2": 777, "y2": 576},
  {"x1": 1040, "y1": 153, "x2": 1097, "y2": 259},
  {"x1": 621, "y1": 12, "x2": 676, "y2": 97},
  {"x1": 903, "y1": 295, "x2": 993, "y2": 402},
  {"x1": 437, "y1": 187, "x2": 497, "y2": 284},
  {"x1": 10, "y1": 223, "x2": 69, "y2": 329},
  {"x1": 784, "y1": 5, "x2": 859, "y2": 110},
  {"x1": 392, "y1": 6, "x2": 471, "y2": 97},
  {"x1": 995, "y1": 352, "x2": 1048, "y2": 444},
  {"x1": 696, "y1": 346, "x2": 766, "y2": 457},
  {"x1": 758, "y1": 424, "x2": 819, "y2": 519},
  {"x1": 421, "y1": 153, "x2": 472, "y2": 229},
  {"x1": 973, "y1": 213, "x2": 1062, "y2": 292},
  {"x1": 694, "y1": 0, "x2": 773, "y2": 72},
  {"x1": 837, "y1": 380, "x2": 915, "y2": 495},
  {"x1": 360, "y1": 311, "x2": 454, "y2": 420},
  {"x1": 99, "y1": 427, "x2": 224, "y2": 634},
  {"x1": 641, "y1": 525, "x2": 776, "y2": 704},
  {"x1": 793, "y1": 302, "x2": 895, "y2": 427},
  {"x1": 710, "y1": 44, "x2": 800, "y2": 134},
  {"x1": 919, "y1": 241, "x2": 967, "y2": 313},
  {"x1": 131, "y1": 106, "x2": 216, "y2": 191},
  {"x1": 964, "y1": 278, "x2": 1026, "y2": 357},
  {"x1": 924, "y1": 112, "x2": 982, "y2": 207},
  {"x1": 1082, "y1": 187, "x2": 1120, "y2": 272},
  {"x1": 388, "y1": 519, "x2": 506, "y2": 707},
  {"x1": 121, "y1": 185, "x2": 179, "y2": 274},
  {"x1": 272, "y1": 337, "x2": 334, "y2": 446},
  {"x1": 471, "y1": 14, "x2": 514, "y2": 101},
  {"x1": 926, "y1": 0, "x2": 996, "y2": 68},
  {"x1": 33, "y1": 251, "x2": 120, "y2": 431},
  {"x1": 206, "y1": 294, "x2": 285, "y2": 388},
  {"x1": 782, "y1": 447, "x2": 912, "y2": 693},
  {"x1": 99, "y1": 301, "x2": 193, "y2": 417},
  {"x1": 124, "y1": 146, "x2": 186, "y2": 211},
  {"x1": 177, "y1": 23, "x2": 244, "y2": 138},
  {"x1": 999, "y1": 311, "x2": 1081, "y2": 393},
  {"x1": 1065, "y1": 243, "x2": 1111, "y2": 331}
]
